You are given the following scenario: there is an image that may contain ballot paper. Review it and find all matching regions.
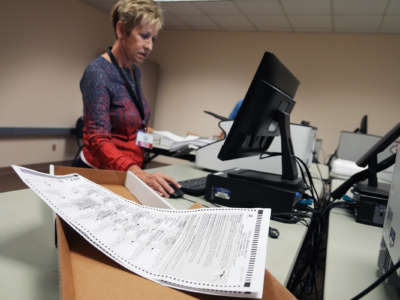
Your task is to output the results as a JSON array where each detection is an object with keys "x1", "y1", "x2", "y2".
[{"x1": 13, "y1": 165, "x2": 270, "y2": 298}]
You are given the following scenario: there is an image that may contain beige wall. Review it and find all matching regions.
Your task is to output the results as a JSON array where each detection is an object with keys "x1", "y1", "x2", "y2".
[
  {"x1": 0, "y1": 0, "x2": 113, "y2": 167},
  {"x1": 150, "y1": 31, "x2": 400, "y2": 161},
  {"x1": 2, "y1": 2, "x2": 400, "y2": 167}
]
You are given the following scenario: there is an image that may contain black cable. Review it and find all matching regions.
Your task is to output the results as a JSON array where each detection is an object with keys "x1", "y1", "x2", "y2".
[
  {"x1": 321, "y1": 201, "x2": 354, "y2": 217},
  {"x1": 296, "y1": 156, "x2": 321, "y2": 205},
  {"x1": 350, "y1": 260, "x2": 400, "y2": 300}
]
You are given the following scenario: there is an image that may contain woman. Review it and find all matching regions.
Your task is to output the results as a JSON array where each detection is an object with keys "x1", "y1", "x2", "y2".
[{"x1": 79, "y1": 0, "x2": 179, "y2": 197}]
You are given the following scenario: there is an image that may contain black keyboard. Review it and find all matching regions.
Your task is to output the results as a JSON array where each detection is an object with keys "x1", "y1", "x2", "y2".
[{"x1": 179, "y1": 176, "x2": 207, "y2": 196}]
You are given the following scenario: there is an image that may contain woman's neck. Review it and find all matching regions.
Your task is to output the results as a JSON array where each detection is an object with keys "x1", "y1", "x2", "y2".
[{"x1": 110, "y1": 41, "x2": 131, "y2": 69}]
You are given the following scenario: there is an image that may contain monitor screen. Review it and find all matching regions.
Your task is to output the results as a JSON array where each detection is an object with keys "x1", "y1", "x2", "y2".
[{"x1": 218, "y1": 52, "x2": 300, "y2": 161}]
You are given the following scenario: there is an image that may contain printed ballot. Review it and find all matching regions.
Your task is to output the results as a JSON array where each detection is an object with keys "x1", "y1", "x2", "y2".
[{"x1": 13, "y1": 165, "x2": 271, "y2": 298}]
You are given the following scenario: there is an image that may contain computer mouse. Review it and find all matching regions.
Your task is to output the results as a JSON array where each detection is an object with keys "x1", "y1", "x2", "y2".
[
  {"x1": 269, "y1": 227, "x2": 279, "y2": 239},
  {"x1": 169, "y1": 185, "x2": 184, "y2": 199}
]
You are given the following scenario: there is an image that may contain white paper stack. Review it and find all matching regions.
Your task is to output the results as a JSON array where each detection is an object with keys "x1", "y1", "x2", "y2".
[{"x1": 152, "y1": 130, "x2": 214, "y2": 151}]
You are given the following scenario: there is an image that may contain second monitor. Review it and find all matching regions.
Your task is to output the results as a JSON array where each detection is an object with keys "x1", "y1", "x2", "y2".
[{"x1": 205, "y1": 52, "x2": 304, "y2": 212}]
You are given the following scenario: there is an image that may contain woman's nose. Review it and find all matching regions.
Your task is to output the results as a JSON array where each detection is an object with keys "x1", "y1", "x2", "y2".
[{"x1": 144, "y1": 39, "x2": 153, "y2": 52}]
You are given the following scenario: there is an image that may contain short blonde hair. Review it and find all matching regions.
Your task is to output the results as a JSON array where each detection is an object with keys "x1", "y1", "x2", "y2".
[{"x1": 111, "y1": 0, "x2": 163, "y2": 35}]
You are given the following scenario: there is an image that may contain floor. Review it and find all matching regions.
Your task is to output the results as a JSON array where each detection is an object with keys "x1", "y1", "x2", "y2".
[{"x1": 0, "y1": 160, "x2": 167, "y2": 300}]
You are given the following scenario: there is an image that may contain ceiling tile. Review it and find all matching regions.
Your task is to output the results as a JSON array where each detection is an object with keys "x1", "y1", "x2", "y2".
[
  {"x1": 333, "y1": 0, "x2": 389, "y2": 15},
  {"x1": 163, "y1": 14, "x2": 190, "y2": 29},
  {"x1": 251, "y1": 15, "x2": 292, "y2": 31},
  {"x1": 160, "y1": 2, "x2": 203, "y2": 16},
  {"x1": 334, "y1": 16, "x2": 382, "y2": 32},
  {"x1": 195, "y1": 1, "x2": 242, "y2": 16},
  {"x1": 380, "y1": 16, "x2": 400, "y2": 32},
  {"x1": 281, "y1": 0, "x2": 331, "y2": 15},
  {"x1": 234, "y1": 0, "x2": 283, "y2": 15},
  {"x1": 80, "y1": 0, "x2": 400, "y2": 34},
  {"x1": 289, "y1": 16, "x2": 331, "y2": 28},
  {"x1": 386, "y1": 0, "x2": 400, "y2": 15},
  {"x1": 178, "y1": 15, "x2": 218, "y2": 30},
  {"x1": 210, "y1": 15, "x2": 255, "y2": 31}
]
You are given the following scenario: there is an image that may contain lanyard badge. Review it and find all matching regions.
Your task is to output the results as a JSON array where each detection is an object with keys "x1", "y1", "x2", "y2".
[{"x1": 136, "y1": 130, "x2": 153, "y2": 149}]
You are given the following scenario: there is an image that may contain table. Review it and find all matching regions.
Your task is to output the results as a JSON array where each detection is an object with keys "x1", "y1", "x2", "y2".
[
  {"x1": 0, "y1": 189, "x2": 59, "y2": 300},
  {"x1": 0, "y1": 163, "x2": 310, "y2": 300},
  {"x1": 309, "y1": 163, "x2": 330, "y2": 181},
  {"x1": 324, "y1": 181, "x2": 399, "y2": 299},
  {"x1": 148, "y1": 163, "x2": 309, "y2": 286}
]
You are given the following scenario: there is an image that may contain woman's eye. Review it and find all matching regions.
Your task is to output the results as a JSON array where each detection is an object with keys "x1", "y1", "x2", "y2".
[{"x1": 140, "y1": 33, "x2": 151, "y2": 39}]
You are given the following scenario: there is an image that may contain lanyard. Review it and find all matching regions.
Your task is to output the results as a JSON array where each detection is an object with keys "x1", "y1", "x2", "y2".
[{"x1": 107, "y1": 47, "x2": 146, "y2": 128}]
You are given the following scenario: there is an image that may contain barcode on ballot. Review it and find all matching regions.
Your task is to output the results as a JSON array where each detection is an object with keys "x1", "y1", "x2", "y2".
[{"x1": 244, "y1": 209, "x2": 263, "y2": 287}]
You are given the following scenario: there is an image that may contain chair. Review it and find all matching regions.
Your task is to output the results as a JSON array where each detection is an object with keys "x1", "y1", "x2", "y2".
[{"x1": 72, "y1": 116, "x2": 84, "y2": 165}]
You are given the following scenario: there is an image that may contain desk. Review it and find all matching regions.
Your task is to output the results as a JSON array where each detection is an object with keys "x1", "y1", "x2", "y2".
[
  {"x1": 324, "y1": 181, "x2": 399, "y2": 299},
  {"x1": 0, "y1": 163, "x2": 309, "y2": 299},
  {"x1": 148, "y1": 163, "x2": 309, "y2": 286},
  {"x1": 309, "y1": 163, "x2": 330, "y2": 181}
]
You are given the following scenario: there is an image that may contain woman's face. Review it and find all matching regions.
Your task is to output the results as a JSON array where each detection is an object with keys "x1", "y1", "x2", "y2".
[{"x1": 121, "y1": 23, "x2": 159, "y2": 65}]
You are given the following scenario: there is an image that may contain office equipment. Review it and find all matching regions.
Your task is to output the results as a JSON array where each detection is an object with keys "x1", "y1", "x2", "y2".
[
  {"x1": 331, "y1": 123, "x2": 400, "y2": 227},
  {"x1": 148, "y1": 163, "x2": 311, "y2": 286},
  {"x1": 331, "y1": 131, "x2": 396, "y2": 183},
  {"x1": 169, "y1": 185, "x2": 184, "y2": 198},
  {"x1": 352, "y1": 123, "x2": 400, "y2": 227},
  {"x1": 204, "y1": 52, "x2": 304, "y2": 212},
  {"x1": 151, "y1": 130, "x2": 215, "y2": 152},
  {"x1": 178, "y1": 176, "x2": 208, "y2": 196},
  {"x1": 195, "y1": 122, "x2": 316, "y2": 175},
  {"x1": 378, "y1": 146, "x2": 400, "y2": 288}
]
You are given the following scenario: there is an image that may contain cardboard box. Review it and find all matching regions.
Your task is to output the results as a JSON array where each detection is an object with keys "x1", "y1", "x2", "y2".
[{"x1": 54, "y1": 166, "x2": 296, "y2": 300}]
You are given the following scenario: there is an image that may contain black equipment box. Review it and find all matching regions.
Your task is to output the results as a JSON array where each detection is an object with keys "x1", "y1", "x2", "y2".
[
  {"x1": 204, "y1": 169, "x2": 304, "y2": 213},
  {"x1": 352, "y1": 182, "x2": 390, "y2": 227}
]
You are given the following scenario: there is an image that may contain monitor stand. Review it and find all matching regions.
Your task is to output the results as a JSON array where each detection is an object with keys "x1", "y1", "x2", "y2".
[
  {"x1": 352, "y1": 155, "x2": 390, "y2": 227},
  {"x1": 204, "y1": 111, "x2": 305, "y2": 213},
  {"x1": 226, "y1": 110, "x2": 303, "y2": 189}
]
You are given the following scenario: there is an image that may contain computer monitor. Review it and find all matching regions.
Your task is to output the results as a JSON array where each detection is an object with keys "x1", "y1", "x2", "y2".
[
  {"x1": 218, "y1": 52, "x2": 300, "y2": 181},
  {"x1": 355, "y1": 115, "x2": 368, "y2": 134},
  {"x1": 360, "y1": 115, "x2": 368, "y2": 134}
]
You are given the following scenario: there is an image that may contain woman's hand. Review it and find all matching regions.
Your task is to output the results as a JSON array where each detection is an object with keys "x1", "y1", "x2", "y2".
[{"x1": 128, "y1": 165, "x2": 180, "y2": 198}]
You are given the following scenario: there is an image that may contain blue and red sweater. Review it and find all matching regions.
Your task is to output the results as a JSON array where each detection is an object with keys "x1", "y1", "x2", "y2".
[{"x1": 80, "y1": 56, "x2": 150, "y2": 170}]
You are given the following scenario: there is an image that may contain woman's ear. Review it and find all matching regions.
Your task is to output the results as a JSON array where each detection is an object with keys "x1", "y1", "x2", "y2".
[{"x1": 115, "y1": 20, "x2": 127, "y2": 39}]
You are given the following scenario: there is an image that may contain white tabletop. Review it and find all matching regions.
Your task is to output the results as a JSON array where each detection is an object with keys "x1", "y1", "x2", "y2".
[
  {"x1": 309, "y1": 163, "x2": 330, "y2": 181},
  {"x1": 324, "y1": 184, "x2": 399, "y2": 300},
  {"x1": 148, "y1": 163, "x2": 309, "y2": 286},
  {"x1": 0, "y1": 189, "x2": 59, "y2": 300}
]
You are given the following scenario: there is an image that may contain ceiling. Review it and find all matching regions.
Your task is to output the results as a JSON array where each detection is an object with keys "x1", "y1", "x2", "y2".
[{"x1": 81, "y1": 0, "x2": 400, "y2": 34}]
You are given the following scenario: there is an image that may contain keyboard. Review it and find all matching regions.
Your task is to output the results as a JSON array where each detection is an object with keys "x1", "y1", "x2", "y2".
[{"x1": 178, "y1": 176, "x2": 208, "y2": 196}]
